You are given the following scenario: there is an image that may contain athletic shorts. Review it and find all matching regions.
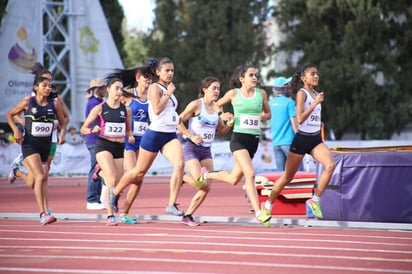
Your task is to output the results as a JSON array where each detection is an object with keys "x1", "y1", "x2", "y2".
[
  {"x1": 124, "y1": 136, "x2": 142, "y2": 152},
  {"x1": 49, "y1": 142, "x2": 57, "y2": 157},
  {"x1": 183, "y1": 141, "x2": 212, "y2": 162},
  {"x1": 22, "y1": 139, "x2": 51, "y2": 162},
  {"x1": 95, "y1": 137, "x2": 125, "y2": 159},
  {"x1": 229, "y1": 132, "x2": 260, "y2": 158},
  {"x1": 140, "y1": 129, "x2": 177, "y2": 153},
  {"x1": 290, "y1": 131, "x2": 322, "y2": 155}
]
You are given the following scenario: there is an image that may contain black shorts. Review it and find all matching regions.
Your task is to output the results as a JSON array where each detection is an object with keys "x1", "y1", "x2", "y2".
[
  {"x1": 22, "y1": 139, "x2": 51, "y2": 162},
  {"x1": 95, "y1": 137, "x2": 125, "y2": 159},
  {"x1": 290, "y1": 131, "x2": 322, "y2": 155},
  {"x1": 230, "y1": 132, "x2": 260, "y2": 158}
]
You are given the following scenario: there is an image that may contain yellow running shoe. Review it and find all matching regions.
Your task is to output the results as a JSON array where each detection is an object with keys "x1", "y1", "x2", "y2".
[{"x1": 306, "y1": 199, "x2": 323, "y2": 219}]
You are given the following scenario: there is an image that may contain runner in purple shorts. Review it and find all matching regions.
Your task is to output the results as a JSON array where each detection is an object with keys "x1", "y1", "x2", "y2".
[{"x1": 177, "y1": 77, "x2": 232, "y2": 226}]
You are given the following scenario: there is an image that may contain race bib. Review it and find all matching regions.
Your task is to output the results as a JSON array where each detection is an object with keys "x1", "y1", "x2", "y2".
[
  {"x1": 104, "y1": 122, "x2": 125, "y2": 137},
  {"x1": 165, "y1": 111, "x2": 179, "y2": 126},
  {"x1": 197, "y1": 127, "x2": 215, "y2": 144},
  {"x1": 31, "y1": 122, "x2": 53, "y2": 137},
  {"x1": 307, "y1": 112, "x2": 321, "y2": 127},
  {"x1": 133, "y1": 121, "x2": 148, "y2": 136},
  {"x1": 239, "y1": 114, "x2": 260, "y2": 131}
]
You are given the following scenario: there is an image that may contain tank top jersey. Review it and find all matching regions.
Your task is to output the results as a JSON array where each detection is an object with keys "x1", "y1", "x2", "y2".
[
  {"x1": 128, "y1": 98, "x2": 149, "y2": 137},
  {"x1": 148, "y1": 83, "x2": 179, "y2": 133},
  {"x1": 188, "y1": 99, "x2": 219, "y2": 147},
  {"x1": 298, "y1": 88, "x2": 321, "y2": 133},
  {"x1": 24, "y1": 96, "x2": 56, "y2": 142},
  {"x1": 28, "y1": 92, "x2": 59, "y2": 142},
  {"x1": 98, "y1": 102, "x2": 127, "y2": 138},
  {"x1": 233, "y1": 88, "x2": 263, "y2": 135}
]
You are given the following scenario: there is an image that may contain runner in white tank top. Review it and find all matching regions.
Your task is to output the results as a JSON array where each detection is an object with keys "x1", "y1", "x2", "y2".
[{"x1": 263, "y1": 65, "x2": 336, "y2": 219}]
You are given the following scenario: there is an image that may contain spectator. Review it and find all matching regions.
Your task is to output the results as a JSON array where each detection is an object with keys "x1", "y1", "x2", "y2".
[
  {"x1": 269, "y1": 76, "x2": 303, "y2": 171},
  {"x1": 65, "y1": 126, "x2": 84, "y2": 145},
  {"x1": 0, "y1": 129, "x2": 11, "y2": 147},
  {"x1": 84, "y1": 78, "x2": 107, "y2": 210}
]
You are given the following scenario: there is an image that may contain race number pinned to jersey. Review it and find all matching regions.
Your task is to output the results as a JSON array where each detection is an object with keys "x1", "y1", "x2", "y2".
[
  {"x1": 197, "y1": 127, "x2": 215, "y2": 145},
  {"x1": 31, "y1": 122, "x2": 53, "y2": 137},
  {"x1": 164, "y1": 111, "x2": 179, "y2": 126},
  {"x1": 239, "y1": 114, "x2": 260, "y2": 131},
  {"x1": 104, "y1": 122, "x2": 125, "y2": 137},
  {"x1": 133, "y1": 121, "x2": 148, "y2": 136}
]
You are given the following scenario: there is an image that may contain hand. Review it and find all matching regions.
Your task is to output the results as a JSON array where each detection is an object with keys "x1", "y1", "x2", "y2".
[
  {"x1": 58, "y1": 136, "x2": 65, "y2": 145},
  {"x1": 128, "y1": 135, "x2": 135, "y2": 144},
  {"x1": 316, "y1": 92, "x2": 324, "y2": 103},
  {"x1": 189, "y1": 135, "x2": 203, "y2": 146},
  {"x1": 167, "y1": 82, "x2": 176, "y2": 95},
  {"x1": 13, "y1": 131, "x2": 23, "y2": 145},
  {"x1": 90, "y1": 126, "x2": 101, "y2": 134}
]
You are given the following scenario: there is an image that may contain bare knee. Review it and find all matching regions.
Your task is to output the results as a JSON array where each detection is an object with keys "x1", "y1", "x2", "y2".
[
  {"x1": 324, "y1": 161, "x2": 336, "y2": 174},
  {"x1": 200, "y1": 184, "x2": 211, "y2": 193}
]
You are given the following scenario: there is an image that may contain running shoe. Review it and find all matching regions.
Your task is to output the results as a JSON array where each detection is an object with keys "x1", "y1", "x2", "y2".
[
  {"x1": 7, "y1": 155, "x2": 23, "y2": 184},
  {"x1": 40, "y1": 213, "x2": 57, "y2": 226},
  {"x1": 92, "y1": 164, "x2": 102, "y2": 182},
  {"x1": 195, "y1": 167, "x2": 208, "y2": 188},
  {"x1": 257, "y1": 209, "x2": 271, "y2": 225},
  {"x1": 86, "y1": 202, "x2": 105, "y2": 210},
  {"x1": 109, "y1": 187, "x2": 120, "y2": 213},
  {"x1": 306, "y1": 199, "x2": 323, "y2": 219},
  {"x1": 120, "y1": 213, "x2": 137, "y2": 224},
  {"x1": 106, "y1": 216, "x2": 117, "y2": 226},
  {"x1": 165, "y1": 204, "x2": 184, "y2": 216},
  {"x1": 181, "y1": 215, "x2": 200, "y2": 226}
]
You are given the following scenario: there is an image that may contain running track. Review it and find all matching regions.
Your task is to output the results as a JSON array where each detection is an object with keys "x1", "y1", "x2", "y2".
[{"x1": 0, "y1": 177, "x2": 411, "y2": 273}]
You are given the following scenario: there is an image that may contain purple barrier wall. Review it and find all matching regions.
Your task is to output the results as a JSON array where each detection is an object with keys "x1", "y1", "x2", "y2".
[{"x1": 318, "y1": 151, "x2": 412, "y2": 223}]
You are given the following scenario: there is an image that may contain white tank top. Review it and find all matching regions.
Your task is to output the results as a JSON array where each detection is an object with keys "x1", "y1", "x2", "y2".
[
  {"x1": 148, "y1": 83, "x2": 179, "y2": 133},
  {"x1": 188, "y1": 99, "x2": 219, "y2": 147},
  {"x1": 298, "y1": 88, "x2": 321, "y2": 133}
]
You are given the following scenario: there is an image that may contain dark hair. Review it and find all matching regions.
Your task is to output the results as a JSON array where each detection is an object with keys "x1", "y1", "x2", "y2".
[
  {"x1": 104, "y1": 77, "x2": 123, "y2": 88},
  {"x1": 122, "y1": 89, "x2": 137, "y2": 98},
  {"x1": 229, "y1": 64, "x2": 255, "y2": 89},
  {"x1": 290, "y1": 64, "x2": 317, "y2": 95},
  {"x1": 152, "y1": 57, "x2": 173, "y2": 71},
  {"x1": 31, "y1": 62, "x2": 52, "y2": 79},
  {"x1": 32, "y1": 76, "x2": 51, "y2": 93},
  {"x1": 106, "y1": 65, "x2": 155, "y2": 89},
  {"x1": 198, "y1": 76, "x2": 220, "y2": 98}
]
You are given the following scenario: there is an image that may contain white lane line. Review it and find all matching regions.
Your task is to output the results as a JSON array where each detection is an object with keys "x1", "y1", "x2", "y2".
[
  {"x1": 0, "y1": 229, "x2": 411, "y2": 248},
  {"x1": 0, "y1": 254, "x2": 410, "y2": 273},
  {"x1": 1, "y1": 245, "x2": 412, "y2": 263},
  {"x1": 1, "y1": 223, "x2": 411, "y2": 241},
  {"x1": 1, "y1": 237, "x2": 411, "y2": 254},
  {"x1": 0, "y1": 268, "x2": 183, "y2": 274}
]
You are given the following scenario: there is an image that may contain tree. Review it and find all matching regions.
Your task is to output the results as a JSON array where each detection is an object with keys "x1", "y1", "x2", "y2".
[
  {"x1": 144, "y1": 0, "x2": 273, "y2": 113},
  {"x1": 122, "y1": 28, "x2": 150, "y2": 68},
  {"x1": 271, "y1": 0, "x2": 412, "y2": 140},
  {"x1": 99, "y1": 0, "x2": 127, "y2": 62}
]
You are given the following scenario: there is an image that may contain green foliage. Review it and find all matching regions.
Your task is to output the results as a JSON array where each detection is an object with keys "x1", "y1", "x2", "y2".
[
  {"x1": 143, "y1": 0, "x2": 273, "y2": 113},
  {"x1": 0, "y1": 0, "x2": 8, "y2": 29},
  {"x1": 123, "y1": 29, "x2": 150, "y2": 68},
  {"x1": 272, "y1": 0, "x2": 412, "y2": 140},
  {"x1": 99, "y1": 0, "x2": 127, "y2": 62}
]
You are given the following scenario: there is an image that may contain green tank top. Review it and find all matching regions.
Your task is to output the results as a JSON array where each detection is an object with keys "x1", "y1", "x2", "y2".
[{"x1": 233, "y1": 88, "x2": 262, "y2": 135}]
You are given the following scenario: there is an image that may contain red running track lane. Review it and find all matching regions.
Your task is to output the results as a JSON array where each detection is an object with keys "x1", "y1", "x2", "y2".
[
  {"x1": 0, "y1": 177, "x2": 412, "y2": 273},
  {"x1": 0, "y1": 220, "x2": 412, "y2": 273}
]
